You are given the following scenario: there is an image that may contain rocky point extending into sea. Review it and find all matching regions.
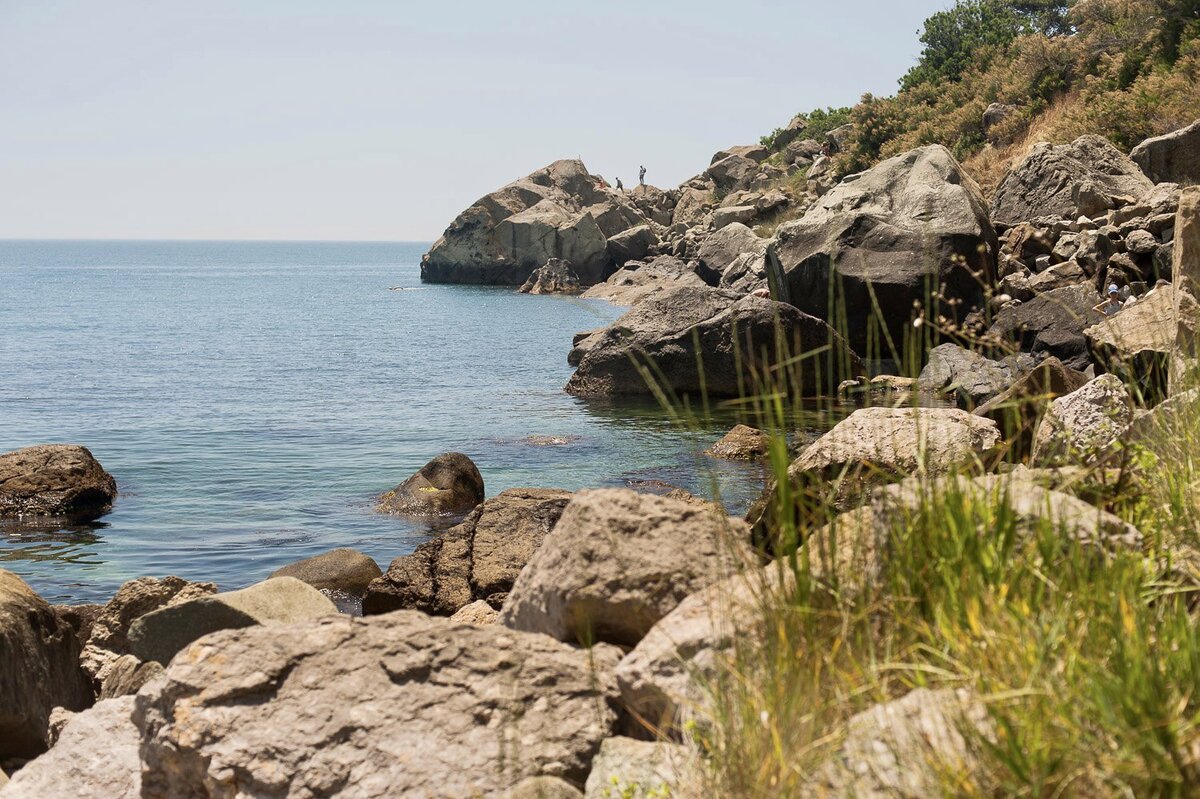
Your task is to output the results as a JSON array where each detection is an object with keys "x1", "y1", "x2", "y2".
[{"x1": 3, "y1": 110, "x2": 1200, "y2": 796}]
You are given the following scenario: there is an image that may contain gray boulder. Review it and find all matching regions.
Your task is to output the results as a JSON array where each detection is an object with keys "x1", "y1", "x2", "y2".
[
  {"x1": 421, "y1": 159, "x2": 642, "y2": 286},
  {"x1": 705, "y1": 424, "x2": 770, "y2": 461},
  {"x1": 712, "y1": 204, "x2": 758, "y2": 229},
  {"x1": 269, "y1": 548, "x2": 382, "y2": 596},
  {"x1": 671, "y1": 186, "x2": 715, "y2": 229},
  {"x1": 500, "y1": 489, "x2": 754, "y2": 647},
  {"x1": 1131, "y1": 119, "x2": 1200, "y2": 185},
  {"x1": 96, "y1": 653, "x2": 163, "y2": 700},
  {"x1": 772, "y1": 115, "x2": 809, "y2": 150},
  {"x1": 363, "y1": 488, "x2": 573, "y2": 616},
  {"x1": 992, "y1": 136, "x2": 1154, "y2": 226},
  {"x1": 0, "y1": 570, "x2": 93, "y2": 759},
  {"x1": 773, "y1": 145, "x2": 997, "y2": 353},
  {"x1": 1031, "y1": 374, "x2": 1135, "y2": 467},
  {"x1": 0, "y1": 444, "x2": 116, "y2": 522},
  {"x1": 711, "y1": 144, "x2": 769, "y2": 165},
  {"x1": 0, "y1": 697, "x2": 139, "y2": 799},
  {"x1": 606, "y1": 224, "x2": 657, "y2": 265},
  {"x1": 519, "y1": 258, "x2": 583, "y2": 295},
  {"x1": 376, "y1": 452, "x2": 485, "y2": 517},
  {"x1": 706, "y1": 155, "x2": 758, "y2": 194},
  {"x1": 697, "y1": 223, "x2": 767, "y2": 278},
  {"x1": 988, "y1": 283, "x2": 1101, "y2": 370},
  {"x1": 917, "y1": 343, "x2": 1024, "y2": 407},
  {"x1": 128, "y1": 576, "x2": 337, "y2": 665},
  {"x1": 133, "y1": 612, "x2": 620, "y2": 797},
  {"x1": 565, "y1": 286, "x2": 863, "y2": 398}
]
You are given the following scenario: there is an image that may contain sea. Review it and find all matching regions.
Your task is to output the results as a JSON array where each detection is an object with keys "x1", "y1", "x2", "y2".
[{"x1": 0, "y1": 240, "x2": 818, "y2": 605}]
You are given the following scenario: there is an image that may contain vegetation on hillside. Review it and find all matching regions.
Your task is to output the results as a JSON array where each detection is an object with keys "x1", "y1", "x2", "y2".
[{"x1": 771, "y1": 0, "x2": 1200, "y2": 193}]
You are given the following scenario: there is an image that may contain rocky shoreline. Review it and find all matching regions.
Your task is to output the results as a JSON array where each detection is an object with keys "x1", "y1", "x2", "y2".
[{"x1": 3, "y1": 107, "x2": 1200, "y2": 796}]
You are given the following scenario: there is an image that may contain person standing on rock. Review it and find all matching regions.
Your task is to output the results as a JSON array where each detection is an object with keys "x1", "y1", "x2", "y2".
[
  {"x1": 1093, "y1": 284, "x2": 1124, "y2": 317},
  {"x1": 639, "y1": 165, "x2": 646, "y2": 186},
  {"x1": 616, "y1": 177, "x2": 624, "y2": 192}
]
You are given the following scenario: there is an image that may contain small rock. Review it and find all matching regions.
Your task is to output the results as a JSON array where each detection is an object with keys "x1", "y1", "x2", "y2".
[
  {"x1": 506, "y1": 776, "x2": 584, "y2": 799},
  {"x1": 583, "y1": 737, "x2": 697, "y2": 799},
  {"x1": 1125, "y1": 228, "x2": 1159, "y2": 255},
  {"x1": 449, "y1": 599, "x2": 499, "y2": 625},
  {"x1": 96, "y1": 653, "x2": 164, "y2": 700},
  {"x1": 376, "y1": 452, "x2": 485, "y2": 518},
  {"x1": 705, "y1": 424, "x2": 771, "y2": 461},
  {"x1": 269, "y1": 548, "x2": 382, "y2": 596},
  {"x1": 0, "y1": 444, "x2": 117, "y2": 522}
]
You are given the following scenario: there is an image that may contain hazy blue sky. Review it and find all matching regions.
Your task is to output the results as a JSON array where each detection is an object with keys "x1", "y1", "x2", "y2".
[{"x1": 0, "y1": 1, "x2": 950, "y2": 241}]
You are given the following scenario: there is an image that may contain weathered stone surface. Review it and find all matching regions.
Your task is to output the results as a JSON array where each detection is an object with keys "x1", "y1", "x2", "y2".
[
  {"x1": 791, "y1": 407, "x2": 1001, "y2": 481},
  {"x1": 0, "y1": 697, "x2": 139, "y2": 799},
  {"x1": 606, "y1": 225, "x2": 658, "y2": 266},
  {"x1": 376, "y1": 452, "x2": 485, "y2": 517},
  {"x1": 81, "y1": 575, "x2": 217, "y2": 687},
  {"x1": 500, "y1": 489, "x2": 754, "y2": 647},
  {"x1": 711, "y1": 144, "x2": 769, "y2": 165},
  {"x1": 1126, "y1": 388, "x2": 1199, "y2": 444},
  {"x1": 565, "y1": 286, "x2": 863, "y2": 398},
  {"x1": 364, "y1": 488, "x2": 573, "y2": 616},
  {"x1": 583, "y1": 738, "x2": 696, "y2": 799},
  {"x1": 519, "y1": 258, "x2": 584, "y2": 295},
  {"x1": 422, "y1": 159, "x2": 644, "y2": 286},
  {"x1": 988, "y1": 283, "x2": 1100, "y2": 370},
  {"x1": 128, "y1": 576, "x2": 338, "y2": 666},
  {"x1": 0, "y1": 444, "x2": 116, "y2": 522},
  {"x1": 52, "y1": 603, "x2": 103, "y2": 651},
  {"x1": 697, "y1": 222, "x2": 767, "y2": 278},
  {"x1": 774, "y1": 145, "x2": 997, "y2": 353},
  {"x1": 671, "y1": 186, "x2": 714, "y2": 229},
  {"x1": 269, "y1": 548, "x2": 382, "y2": 596},
  {"x1": 917, "y1": 343, "x2": 1021, "y2": 407},
  {"x1": 1175, "y1": 187, "x2": 1200, "y2": 296},
  {"x1": 992, "y1": 136, "x2": 1153, "y2": 226},
  {"x1": 580, "y1": 256, "x2": 711, "y2": 307},
  {"x1": 133, "y1": 612, "x2": 620, "y2": 798},
  {"x1": 713, "y1": 204, "x2": 758, "y2": 229},
  {"x1": 616, "y1": 562, "x2": 790, "y2": 729},
  {"x1": 449, "y1": 599, "x2": 500, "y2": 625},
  {"x1": 1031, "y1": 375, "x2": 1135, "y2": 467},
  {"x1": 803, "y1": 689, "x2": 991, "y2": 798},
  {"x1": 0, "y1": 570, "x2": 93, "y2": 758},
  {"x1": 1086, "y1": 284, "x2": 1199, "y2": 396},
  {"x1": 973, "y1": 356, "x2": 1089, "y2": 458},
  {"x1": 705, "y1": 424, "x2": 770, "y2": 461},
  {"x1": 506, "y1": 776, "x2": 584, "y2": 799},
  {"x1": 1131, "y1": 119, "x2": 1200, "y2": 185},
  {"x1": 772, "y1": 114, "x2": 809, "y2": 150},
  {"x1": 706, "y1": 155, "x2": 758, "y2": 194},
  {"x1": 96, "y1": 653, "x2": 164, "y2": 700}
]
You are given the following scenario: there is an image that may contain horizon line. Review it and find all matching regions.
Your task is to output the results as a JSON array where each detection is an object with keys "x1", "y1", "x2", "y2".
[{"x1": 0, "y1": 237, "x2": 434, "y2": 245}]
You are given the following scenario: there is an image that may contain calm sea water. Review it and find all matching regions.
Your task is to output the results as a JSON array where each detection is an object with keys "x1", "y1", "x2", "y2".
[{"x1": 1, "y1": 241, "x2": 793, "y2": 604}]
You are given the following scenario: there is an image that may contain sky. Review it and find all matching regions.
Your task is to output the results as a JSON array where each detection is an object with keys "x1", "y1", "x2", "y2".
[{"x1": 0, "y1": 0, "x2": 951, "y2": 241}]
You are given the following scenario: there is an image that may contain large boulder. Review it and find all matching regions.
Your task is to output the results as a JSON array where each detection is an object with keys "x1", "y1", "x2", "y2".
[
  {"x1": 421, "y1": 159, "x2": 643, "y2": 286},
  {"x1": 0, "y1": 570, "x2": 93, "y2": 759},
  {"x1": 127, "y1": 576, "x2": 337, "y2": 666},
  {"x1": 133, "y1": 612, "x2": 620, "y2": 797},
  {"x1": 363, "y1": 488, "x2": 573, "y2": 616},
  {"x1": 80, "y1": 575, "x2": 217, "y2": 689},
  {"x1": 564, "y1": 286, "x2": 863, "y2": 398},
  {"x1": 580, "y1": 256, "x2": 712, "y2": 307},
  {"x1": 1176, "y1": 187, "x2": 1200, "y2": 295},
  {"x1": 987, "y1": 283, "x2": 1101, "y2": 370},
  {"x1": 499, "y1": 489, "x2": 754, "y2": 648},
  {"x1": 706, "y1": 155, "x2": 759, "y2": 195},
  {"x1": 606, "y1": 224, "x2": 658, "y2": 265},
  {"x1": 697, "y1": 222, "x2": 767, "y2": 278},
  {"x1": 0, "y1": 697, "x2": 139, "y2": 799},
  {"x1": 0, "y1": 445, "x2": 116, "y2": 522},
  {"x1": 803, "y1": 689, "x2": 991, "y2": 797},
  {"x1": 772, "y1": 145, "x2": 997, "y2": 353},
  {"x1": 376, "y1": 452, "x2": 485, "y2": 518},
  {"x1": 992, "y1": 136, "x2": 1154, "y2": 226},
  {"x1": 1085, "y1": 284, "x2": 1200, "y2": 399},
  {"x1": 583, "y1": 738, "x2": 696, "y2": 799},
  {"x1": 1131, "y1": 119, "x2": 1200, "y2": 185},
  {"x1": 519, "y1": 258, "x2": 583, "y2": 295},
  {"x1": 917, "y1": 343, "x2": 1026, "y2": 408},
  {"x1": 1031, "y1": 374, "x2": 1135, "y2": 467},
  {"x1": 269, "y1": 548, "x2": 382, "y2": 596}
]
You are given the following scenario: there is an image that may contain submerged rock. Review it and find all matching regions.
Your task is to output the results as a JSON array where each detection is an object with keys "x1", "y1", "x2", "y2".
[
  {"x1": 133, "y1": 612, "x2": 620, "y2": 797},
  {"x1": 376, "y1": 452, "x2": 485, "y2": 518},
  {"x1": 565, "y1": 286, "x2": 862, "y2": 398},
  {"x1": 705, "y1": 424, "x2": 771, "y2": 461},
  {"x1": 364, "y1": 488, "x2": 573, "y2": 616},
  {"x1": 0, "y1": 570, "x2": 93, "y2": 759},
  {"x1": 0, "y1": 444, "x2": 117, "y2": 522},
  {"x1": 500, "y1": 489, "x2": 754, "y2": 648},
  {"x1": 992, "y1": 135, "x2": 1154, "y2": 225},
  {"x1": 269, "y1": 548, "x2": 382, "y2": 596},
  {"x1": 773, "y1": 145, "x2": 997, "y2": 354},
  {"x1": 127, "y1": 576, "x2": 337, "y2": 666}
]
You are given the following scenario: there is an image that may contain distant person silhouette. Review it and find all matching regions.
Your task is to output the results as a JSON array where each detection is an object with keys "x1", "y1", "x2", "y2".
[
  {"x1": 639, "y1": 165, "x2": 646, "y2": 186},
  {"x1": 616, "y1": 177, "x2": 624, "y2": 192}
]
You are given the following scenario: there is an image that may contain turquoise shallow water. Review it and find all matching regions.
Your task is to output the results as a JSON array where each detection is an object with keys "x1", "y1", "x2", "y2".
[{"x1": 0, "y1": 240, "x2": 792, "y2": 604}]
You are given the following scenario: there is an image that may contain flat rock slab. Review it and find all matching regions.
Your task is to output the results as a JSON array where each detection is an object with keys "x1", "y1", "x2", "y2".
[
  {"x1": 133, "y1": 611, "x2": 620, "y2": 798},
  {"x1": 0, "y1": 444, "x2": 116, "y2": 521},
  {"x1": 128, "y1": 576, "x2": 337, "y2": 665},
  {"x1": 0, "y1": 697, "x2": 140, "y2": 799}
]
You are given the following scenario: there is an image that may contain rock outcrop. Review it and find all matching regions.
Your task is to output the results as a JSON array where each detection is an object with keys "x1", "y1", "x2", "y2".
[
  {"x1": 992, "y1": 136, "x2": 1154, "y2": 226},
  {"x1": 0, "y1": 697, "x2": 139, "y2": 799},
  {"x1": 772, "y1": 145, "x2": 997, "y2": 353},
  {"x1": 269, "y1": 548, "x2": 382, "y2": 596},
  {"x1": 519, "y1": 258, "x2": 583, "y2": 295},
  {"x1": 500, "y1": 489, "x2": 754, "y2": 647},
  {"x1": 364, "y1": 488, "x2": 573, "y2": 616},
  {"x1": 0, "y1": 570, "x2": 93, "y2": 758},
  {"x1": 127, "y1": 576, "x2": 338, "y2": 666},
  {"x1": 376, "y1": 452, "x2": 485, "y2": 518},
  {"x1": 133, "y1": 612, "x2": 620, "y2": 797},
  {"x1": 565, "y1": 286, "x2": 862, "y2": 398},
  {"x1": 0, "y1": 445, "x2": 117, "y2": 522},
  {"x1": 1131, "y1": 119, "x2": 1200, "y2": 185},
  {"x1": 580, "y1": 255, "x2": 712, "y2": 307},
  {"x1": 421, "y1": 160, "x2": 648, "y2": 286}
]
